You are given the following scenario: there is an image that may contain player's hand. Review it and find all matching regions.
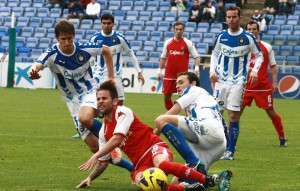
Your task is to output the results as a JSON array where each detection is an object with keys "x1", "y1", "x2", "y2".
[
  {"x1": 138, "y1": 72, "x2": 145, "y2": 85},
  {"x1": 272, "y1": 82, "x2": 278, "y2": 93},
  {"x1": 157, "y1": 74, "x2": 162, "y2": 82},
  {"x1": 209, "y1": 71, "x2": 218, "y2": 83},
  {"x1": 79, "y1": 154, "x2": 98, "y2": 171},
  {"x1": 28, "y1": 69, "x2": 41, "y2": 80},
  {"x1": 75, "y1": 177, "x2": 91, "y2": 188},
  {"x1": 248, "y1": 71, "x2": 258, "y2": 84}
]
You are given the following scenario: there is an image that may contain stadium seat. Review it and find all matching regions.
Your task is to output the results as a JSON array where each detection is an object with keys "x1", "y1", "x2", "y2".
[
  {"x1": 265, "y1": 14, "x2": 274, "y2": 24},
  {"x1": 273, "y1": 15, "x2": 287, "y2": 25},
  {"x1": 190, "y1": 33, "x2": 203, "y2": 44},
  {"x1": 272, "y1": 45, "x2": 280, "y2": 55},
  {"x1": 159, "y1": 1, "x2": 171, "y2": 12},
  {"x1": 143, "y1": 41, "x2": 156, "y2": 52},
  {"x1": 150, "y1": 31, "x2": 163, "y2": 42},
  {"x1": 62, "y1": 8, "x2": 69, "y2": 19},
  {"x1": 148, "y1": 51, "x2": 161, "y2": 62},
  {"x1": 151, "y1": 11, "x2": 164, "y2": 22},
  {"x1": 131, "y1": 21, "x2": 144, "y2": 31},
  {"x1": 0, "y1": 26, "x2": 8, "y2": 37},
  {"x1": 26, "y1": 37, "x2": 39, "y2": 48},
  {"x1": 286, "y1": 35, "x2": 299, "y2": 46},
  {"x1": 163, "y1": 31, "x2": 174, "y2": 41},
  {"x1": 24, "y1": 7, "x2": 37, "y2": 17},
  {"x1": 196, "y1": 22, "x2": 210, "y2": 33},
  {"x1": 32, "y1": 0, "x2": 45, "y2": 8},
  {"x1": 196, "y1": 43, "x2": 209, "y2": 55},
  {"x1": 21, "y1": 27, "x2": 34, "y2": 38},
  {"x1": 118, "y1": 20, "x2": 132, "y2": 31},
  {"x1": 0, "y1": 36, "x2": 9, "y2": 48},
  {"x1": 49, "y1": 8, "x2": 62, "y2": 18},
  {"x1": 19, "y1": 0, "x2": 32, "y2": 8},
  {"x1": 41, "y1": 17, "x2": 55, "y2": 28},
  {"x1": 120, "y1": 1, "x2": 133, "y2": 11},
  {"x1": 16, "y1": 37, "x2": 26, "y2": 48},
  {"x1": 124, "y1": 31, "x2": 137, "y2": 41},
  {"x1": 38, "y1": 37, "x2": 52, "y2": 50},
  {"x1": 74, "y1": 29, "x2": 85, "y2": 41},
  {"x1": 146, "y1": 1, "x2": 159, "y2": 12},
  {"x1": 286, "y1": 56, "x2": 299, "y2": 65},
  {"x1": 203, "y1": 33, "x2": 216, "y2": 46},
  {"x1": 80, "y1": 19, "x2": 93, "y2": 30},
  {"x1": 178, "y1": 12, "x2": 189, "y2": 22},
  {"x1": 130, "y1": 41, "x2": 143, "y2": 52},
  {"x1": 267, "y1": 25, "x2": 280, "y2": 35},
  {"x1": 6, "y1": 0, "x2": 19, "y2": 7},
  {"x1": 12, "y1": 7, "x2": 24, "y2": 18},
  {"x1": 17, "y1": 16, "x2": 30, "y2": 28},
  {"x1": 210, "y1": 23, "x2": 223, "y2": 34},
  {"x1": 3, "y1": 16, "x2": 12, "y2": 28},
  {"x1": 28, "y1": 17, "x2": 42, "y2": 28},
  {"x1": 135, "y1": 51, "x2": 148, "y2": 61},
  {"x1": 0, "y1": 46, "x2": 6, "y2": 53},
  {"x1": 100, "y1": 9, "x2": 112, "y2": 17},
  {"x1": 140, "y1": 61, "x2": 157, "y2": 68},
  {"x1": 133, "y1": 1, "x2": 145, "y2": 11},
  {"x1": 185, "y1": 22, "x2": 197, "y2": 33},
  {"x1": 31, "y1": 48, "x2": 43, "y2": 58},
  {"x1": 293, "y1": 25, "x2": 300, "y2": 35},
  {"x1": 275, "y1": 55, "x2": 286, "y2": 66},
  {"x1": 273, "y1": 35, "x2": 286, "y2": 46},
  {"x1": 157, "y1": 21, "x2": 170, "y2": 32},
  {"x1": 139, "y1": 11, "x2": 151, "y2": 22},
  {"x1": 183, "y1": 32, "x2": 190, "y2": 39},
  {"x1": 287, "y1": 15, "x2": 299, "y2": 25},
  {"x1": 164, "y1": 11, "x2": 177, "y2": 22},
  {"x1": 114, "y1": 10, "x2": 126, "y2": 22},
  {"x1": 144, "y1": 21, "x2": 157, "y2": 31},
  {"x1": 156, "y1": 41, "x2": 164, "y2": 52},
  {"x1": 17, "y1": 47, "x2": 31, "y2": 57},
  {"x1": 280, "y1": 25, "x2": 293, "y2": 36},
  {"x1": 108, "y1": 1, "x2": 120, "y2": 11},
  {"x1": 37, "y1": 7, "x2": 49, "y2": 18},
  {"x1": 85, "y1": 30, "x2": 97, "y2": 40},
  {"x1": 280, "y1": 46, "x2": 293, "y2": 56},
  {"x1": 260, "y1": 34, "x2": 273, "y2": 44},
  {"x1": 93, "y1": 19, "x2": 101, "y2": 30},
  {"x1": 46, "y1": 28, "x2": 55, "y2": 38},
  {"x1": 137, "y1": 31, "x2": 150, "y2": 42},
  {"x1": 98, "y1": 0, "x2": 107, "y2": 10},
  {"x1": 69, "y1": 18, "x2": 80, "y2": 29},
  {"x1": 34, "y1": 27, "x2": 47, "y2": 38},
  {"x1": 293, "y1": 46, "x2": 300, "y2": 57}
]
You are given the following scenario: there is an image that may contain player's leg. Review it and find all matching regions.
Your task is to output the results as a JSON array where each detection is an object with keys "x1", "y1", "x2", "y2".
[
  {"x1": 115, "y1": 78, "x2": 125, "y2": 106},
  {"x1": 162, "y1": 80, "x2": 177, "y2": 110}
]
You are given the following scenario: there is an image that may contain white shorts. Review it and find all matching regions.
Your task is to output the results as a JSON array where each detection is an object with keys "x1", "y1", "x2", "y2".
[
  {"x1": 66, "y1": 91, "x2": 98, "y2": 140},
  {"x1": 213, "y1": 82, "x2": 245, "y2": 111},
  {"x1": 178, "y1": 116, "x2": 226, "y2": 171}
]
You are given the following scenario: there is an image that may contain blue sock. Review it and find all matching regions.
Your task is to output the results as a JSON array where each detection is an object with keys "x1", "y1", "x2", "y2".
[
  {"x1": 89, "y1": 119, "x2": 102, "y2": 138},
  {"x1": 110, "y1": 158, "x2": 134, "y2": 172},
  {"x1": 222, "y1": 118, "x2": 229, "y2": 148},
  {"x1": 228, "y1": 121, "x2": 240, "y2": 153},
  {"x1": 161, "y1": 123, "x2": 199, "y2": 164}
]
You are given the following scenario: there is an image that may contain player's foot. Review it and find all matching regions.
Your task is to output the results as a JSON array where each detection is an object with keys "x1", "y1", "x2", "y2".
[
  {"x1": 188, "y1": 160, "x2": 207, "y2": 175},
  {"x1": 204, "y1": 174, "x2": 218, "y2": 188},
  {"x1": 130, "y1": 171, "x2": 136, "y2": 185},
  {"x1": 181, "y1": 182, "x2": 205, "y2": 191},
  {"x1": 110, "y1": 147, "x2": 122, "y2": 164},
  {"x1": 216, "y1": 169, "x2": 233, "y2": 191},
  {"x1": 279, "y1": 138, "x2": 287, "y2": 147},
  {"x1": 72, "y1": 133, "x2": 81, "y2": 139},
  {"x1": 220, "y1": 151, "x2": 234, "y2": 160}
]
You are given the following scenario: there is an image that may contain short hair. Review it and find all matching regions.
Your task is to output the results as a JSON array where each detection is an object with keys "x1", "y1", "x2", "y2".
[
  {"x1": 54, "y1": 19, "x2": 75, "y2": 37},
  {"x1": 173, "y1": 21, "x2": 185, "y2": 30},
  {"x1": 178, "y1": 72, "x2": 200, "y2": 87},
  {"x1": 101, "y1": 14, "x2": 114, "y2": 23},
  {"x1": 246, "y1": 21, "x2": 260, "y2": 31},
  {"x1": 98, "y1": 80, "x2": 118, "y2": 100},
  {"x1": 226, "y1": 6, "x2": 241, "y2": 17}
]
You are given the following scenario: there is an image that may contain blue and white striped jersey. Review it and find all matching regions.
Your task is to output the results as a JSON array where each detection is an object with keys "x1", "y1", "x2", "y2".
[
  {"x1": 36, "y1": 42, "x2": 103, "y2": 102},
  {"x1": 90, "y1": 30, "x2": 140, "y2": 83},
  {"x1": 210, "y1": 28, "x2": 263, "y2": 84}
]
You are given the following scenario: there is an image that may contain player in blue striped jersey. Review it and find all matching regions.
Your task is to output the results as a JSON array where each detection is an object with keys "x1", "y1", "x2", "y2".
[
  {"x1": 28, "y1": 20, "x2": 133, "y2": 173},
  {"x1": 90, "y1": 14, "x2": 145, "y2": 105},
  {"x1": 209, "y1": 6, "x2": 264, "y2": 160}
]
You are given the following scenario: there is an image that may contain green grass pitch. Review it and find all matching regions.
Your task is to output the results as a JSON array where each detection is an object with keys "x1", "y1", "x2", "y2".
[{"x1": 0, "y1": 88, "x2": 299, "y2": 191}]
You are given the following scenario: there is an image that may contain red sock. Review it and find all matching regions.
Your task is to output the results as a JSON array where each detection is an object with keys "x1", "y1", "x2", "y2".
[
  {"x1": 164, "y1": 184, "x2": 185, "y2": 191},
  {"x1": 272, "y1": 113, "x2": 285, "y2": 139},
  {"x1": 164, "y1": 99, "x2": 174, "y2": 110},
  {"x1": 159, "y1": 161, "x2": 206, "y2": 184}
]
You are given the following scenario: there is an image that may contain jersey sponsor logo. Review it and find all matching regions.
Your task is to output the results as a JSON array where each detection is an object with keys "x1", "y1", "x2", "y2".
[
  {"x1": 221, "y1": 39, "x2": 229, "y2": 42},
  {"x1": 278, "y1": 75, "x2": 300, "y2": 99},
  {"x1": 222, "y1": 48, "x2": 245, "y2": 56},
  {"x1": 63, "y1": 70, "x2": 85, "y2": 79},
  {"x1": 76, "y1": 52, "x2": 87, "y2": 64},
  {"x1": 169, "y1": 50, "x2": 184, "y2": 55}
]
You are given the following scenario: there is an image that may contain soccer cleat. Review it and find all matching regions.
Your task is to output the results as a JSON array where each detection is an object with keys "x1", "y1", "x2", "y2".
[
  {"x1": 279, "y1": 138, "x2": 287, "y2": 147},
  {"x1": 188, "y1": 160, "x2": 207, "y2": 175},
  {"x1": 204, "y1": 174, "x2": 218, "y2": 188},
  {"x1": 181, "y1": 182, "x2": 205, "y2": 191},
  {"x1": 72, "y1": 133, "x2": 81, "y2": 139},
  {"x1": 130, "y1": 171, "x2": 136, "y2": 185},
  {"x1": 220, "y1": 151, "x2": 234, "y2": 160},
  {"x1": 110, "y1": 147, "x2": 122, "y2": 164},
  {"x1": 216, "y1": 170, "x2": 233, "y2": 191}
]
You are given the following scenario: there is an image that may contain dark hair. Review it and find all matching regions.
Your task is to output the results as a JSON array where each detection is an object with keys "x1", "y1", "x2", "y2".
[
  {"x1": 246, "y1": 21, "x2": 260, "y2": 31},
  {"x1": 54, "y1": 19, "x2": 75, "y2": 37},
  {"x1": 101, "y1": 14, "x2": 114, "y2": 23},
  {"x1": 226, "y1": 6, "x2": 241, "y2": 17},
  {"x1": 173, "y1": 21, "x2": 185, "y2": 30},
  {"x1": 98, "y1": 80, "x2": 118, "y2": 99},
  {"x1": 178, "y1": 72, "x2": 200, "y2": 87}
]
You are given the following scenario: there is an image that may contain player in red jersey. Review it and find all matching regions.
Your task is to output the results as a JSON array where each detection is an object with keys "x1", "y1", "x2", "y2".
[
  {"x1": 241, "y1": 21, "x2": 287, "y2": 147},
  {"x1": 76, "y1": 80, "x2": 219, "y2": 191},
  {"x1": 158, "y1": 21, "x2": 200, "y2": 110}
]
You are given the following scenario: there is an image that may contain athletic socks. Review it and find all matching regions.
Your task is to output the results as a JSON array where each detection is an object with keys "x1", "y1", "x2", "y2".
[
  {"x1": 272, "y1": 113, "x2": 286, "y2": 139},
  {"x1": 222, "y1": 118, "x2": 229, "y2": 148},
  {"x1": 112, "y1": 158, "x2": 134, "y2": 172},
  {"x1": 89, "y1": 119, "x2": 102, "y2": 138},
  {"x1": 164, "y1": 99, "x2": 174, "y2": 110},
  {"x1": 228, "y1": 121, "x2": 240, "y2": 153},
  {"x1": 161, "y1": 123, "x2": 199, "y2": 164}
]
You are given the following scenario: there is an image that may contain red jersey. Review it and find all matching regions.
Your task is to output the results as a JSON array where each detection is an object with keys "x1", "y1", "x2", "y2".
[
  {"x1": 98, "y1": 106, "x2": 166, "y2": 167},
  {"x1": 161, "y1": 37, "x2": 199, "y2": 79},
  {"x1": 246, "y1": 40, "x2": 276, "y2": 91}
]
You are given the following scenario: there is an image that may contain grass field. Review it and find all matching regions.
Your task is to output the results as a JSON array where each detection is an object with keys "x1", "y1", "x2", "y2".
[{"x1": 0, "y1": 88, "x2": 299, "y2": 191}]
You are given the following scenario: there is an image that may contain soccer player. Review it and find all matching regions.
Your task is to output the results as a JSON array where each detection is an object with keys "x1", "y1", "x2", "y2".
[
  {"x1": 90, "y1": 13, "x2": 145, "y2": 106},
  {"x1": 242, "y1": 21, "x2": 287, "y2": 147},
  {"x1": 155, "y1": 72, "x2": 232, "y2": 190},
  {"x1": 28, "y1": 19, "x2": 133, "y2": 171},
  {"x1": 76, "y1": 80, "x2": 225, "y2": 191},
  {"x1": 157, "y1": 21, "x2": 200, "y2": 110},
  {"x1": 209, "y1": 6, "x2": 264, "y2": 160}
]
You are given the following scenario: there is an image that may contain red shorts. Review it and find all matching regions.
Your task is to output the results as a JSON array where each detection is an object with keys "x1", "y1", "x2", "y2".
[
  {"x1": 242, "y1": 90, "x2": 274, "y2": 110},
  {"x1": 132, "y1": 143, "x2": 173, "y2": 176},
  {"x1": 162, "y1": 80, "x2": 177, "y2": 95}
]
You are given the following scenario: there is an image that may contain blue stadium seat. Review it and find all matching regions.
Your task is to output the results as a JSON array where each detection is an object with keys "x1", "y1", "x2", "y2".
[
  {"x1": 85, "y1": 30, "x2": 97, "y2": 40},
  {"x1": 190, "y1": 32, "x2": 203, "y2": 44},
  {"x1": 135, "y1": 51, "x2": 148, "y2": 61},
  {"x1": 26, "y1": 37, "x2": 39, "y2": 48},
  {"x1": 80, "y1": 19, "x2": 93, "y2": 30},
  {"x1": 17, "y1": 16, "x2": 30, "y2": 28},
  {"x1": 286, "y1": 35, "x2": 299, "y2": 46},
  {"x1": 49, "y1": 8, "x2": 61, "y2": 18},
  {"x1": 265, "y1": 14, "x2": 274, "y2": 24},
  {"x1": 163, "y1": 31, "x2": 174, "y2": 41},
  {"x1": 143, "y1": 41, "x2": 156, "y2": 52},
  {"x1": 0, "y1": 0, "x2": 7, "y2": 7},
  {"x1": 31, "y1": 48, "x2": 43, "y2": 58},
  {"x1": 159, "y1": 1, "x2": 171, "y2": 12},
  {"x1": 144, "y1": 21, "x2": 157, "y2": 31},
  {"x1": 280, "y1": 45, "x2": 293, "y2": 56},
  {"x1": 37, "y1": 7, "x2": 49, "y2": 18},
  {"x1": 114, "y1": 10, "x2": 126, "y2": 21},
  {"x1": 93, "y1": 19, "x2": 101, "y2": 30},
  {"x1": 0, "y1": 26, "x2": 8, "y2": 37},
  {"x1": 164, "y1": 11, "x2": 177, "y2": 22},
  {"x1": 203, "y1": 33, "x2": 216, "y2": 46},
  {"x1": 286, "y1": 56, "x2": 299, "y2": 65},
  {"x1": 137, "y1": 31, "x2": 150, "y2": 42},
  {"x1": 273, "y1": 35, "x2": 286, "y2": 46},
  {"x1": 146, "y1": 1, "x2": 159, "y2": 11},
  {"x1": 196, "y1": 43, "x2": 209, "y2": 55},
  {"x1": 148, "y1": 51, "x2": 160, "y2": 62},
  {"x1": 28, "y1": 17, "x2": 42, "y2": 28},
  {"x1": 157, "y1": 21, "x2": 170, "y2": 32},
  {"x1": 260, "y1": 34, "x2": 273, "y2": 44},
  {"x1": 19, "y1": 0, "x2": 31, "y2": 8},
  {"x1": 118, "y1": 20, "x2": 132, "y2": 31},
  {"x1": 12, "y1": 7, "x2": 24, "y2": 18},
  {"x1": 272, "y1": 45, "x2": 280, "y2": 55},
  {"x1": 273, "y1": 15, "x2": 287, "y2": 25},
  {"x1": 74, "y1": 29, "x2": 85, "y2": 41},
  {"x1": 293, "y1": 46, "x2": 300, "y2": 57},
  {"x1": 38, "y1": 37, "x2": 52, "y2": 50},
  {"x1": 100, "y1": 9, "x2": 112, "y2": 17},
  {"x1": 210, "y1": 23, "x2": 223, "y2": 34},
  {"x1": 46, "y1": 28, "x2": 55, "y2": 38},
  {"x1": 138, "y1": 11, "x2": 151, "y2": 22},
  {"x1": 34, "y1": 27, "x2": 47, "y2": 38},
  {"x1": 24, "y1": 7, "x2": 37, "y2": 17},
  {"x1": 120, "y1": 1, "x2": 133, "y2": 11},
  {"x1": 131, "y1": 21, "x2": 144, "y2": 31},
  {"x1": 178, "y1": 12, "x2": 189, "y2": 22},
  {"x1": 17, "y1": 47, "x2": 31, "y2": 57},
  {"x1": 98, "y1": 0, "x2": 107, "y2": 10},
  {"x1": 62, "y1": 8, "x2": 69, "y2": 19},
  {"x1": 32, "y1": 0, "x2": 45, "y2": 8},
  {"x1": 0, "y1": 46, "x2": 6, "y2": 53},
  {"x1": 151, "y1": 11, "x2": 164, "y2": 22},
  {"x1": 41, "y1": 17, "x2": 55, "y2": 28},
  {"x1": 140, "y1": 61, "x2": 157, "y2": 68},
  {"x1": 267, "y1": 25, "x2": 280, "y2": 35},
  {"x1": 196, "y1": 22, "x2": 210, "y2": 33},
  {"x1": 293, "y1": 25, "x2": 300, "y2": 35},
  {"x1": 183, "y1": 32, "x2": 190, "y2": 39},
  {"x1": 124, "y1": 31, "x2": 137, "y2": 41},
  {"x1": 16, "y1": 37, "x2": 26, "y2": 48},
  {"x1": 108, "y1": 1, "x2": 120, "y2": 11},
  {"x1": 185, "y1": 22, "x2": 197, "y2": 33},
  {"x1": 280, "y1": 25, "x2": 293, "y2": 36},
  {"x1": 21, "y1": 27, "x2": 34, "y2": 37},
  {"x1": 130, "y1": 41, "x2": 143, "y2": 52},
  {"x1": 156, "y1": 41, "x2": 164, "y2": 52},
  {"x1": 275, "y1": 55, "x2": 286, "y2": 66},
  {"x1": 69, "y1": 18, "x2": 80, "y2": 28},
  {"x1": 133, "y1": 1, "x2": 145, "y2": 11},
  {"x1": 287, "y1": 15, "x2": 299, "y2": 25},
  {"x1": 6, "y1": 0, "x2": 19, "y2": 7},
  {"x1": 150, "y1": 31, "x2": 163, "y2": 42},
  {"x1": 0, "y1": 36, "x2": 9, "y2": 48},
  {"x1": 3, "y1": 16, "x2": 12, "y2": 28}
]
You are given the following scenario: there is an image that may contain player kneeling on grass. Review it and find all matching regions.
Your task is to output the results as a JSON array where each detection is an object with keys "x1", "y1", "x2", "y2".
[{"x1": 76, "y1": 80, "x2": 221, "y2": 191}]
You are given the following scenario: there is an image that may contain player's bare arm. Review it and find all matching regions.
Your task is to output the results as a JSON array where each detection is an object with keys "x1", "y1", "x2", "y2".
[
  {"x1": 157, "y1": 58, "x2": 166, "y2": 81},
  {"x1": 102, "y1": 46, "x2": 114, "y2": 79},
  {"x1": 270, "y1": 65, "x2": 278, "y2": 93},
  {"x1": 209, "y1": 71, "x2": 218, "y2": 83},
  {"x1": 28, "y1": 63, "x2": 43, "y2": 80},
  {"x1": 194, "y1": 57, "x2": 200, "y2": 76},
  {"x1": 248, "y1": 71, "x2": 258, "y2": 84}
]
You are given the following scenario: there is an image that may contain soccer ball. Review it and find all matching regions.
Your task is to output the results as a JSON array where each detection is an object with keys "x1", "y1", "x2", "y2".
[{"x1": 139, "y1": 167, "x2": 167, "y2": 191}]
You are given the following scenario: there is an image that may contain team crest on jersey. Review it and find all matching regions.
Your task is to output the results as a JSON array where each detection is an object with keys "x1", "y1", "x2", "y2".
[
  {"x1": 111, "y1": 37, "x2": 118, "y2": 44},
  {"x1": 181, "y1": 46, "x2": 185, "y2": 50},
  {"x1": 76, "y1": 52, "x2": 87, "y2": 64},
  {"x1": 238, "y1": 37, "x2": 245, "y2": 45}
]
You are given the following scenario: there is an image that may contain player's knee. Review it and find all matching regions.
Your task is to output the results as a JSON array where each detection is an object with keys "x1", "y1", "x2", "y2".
[
  {"x1": 89, "y1": 145, "x2": 99, "y2": 153},
  {"x1": 78, "y1": 115, "x2": 93, "y2": 128},
  {"x1": 155, "y1": 115, "x2": 166, "y2": 130}
]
